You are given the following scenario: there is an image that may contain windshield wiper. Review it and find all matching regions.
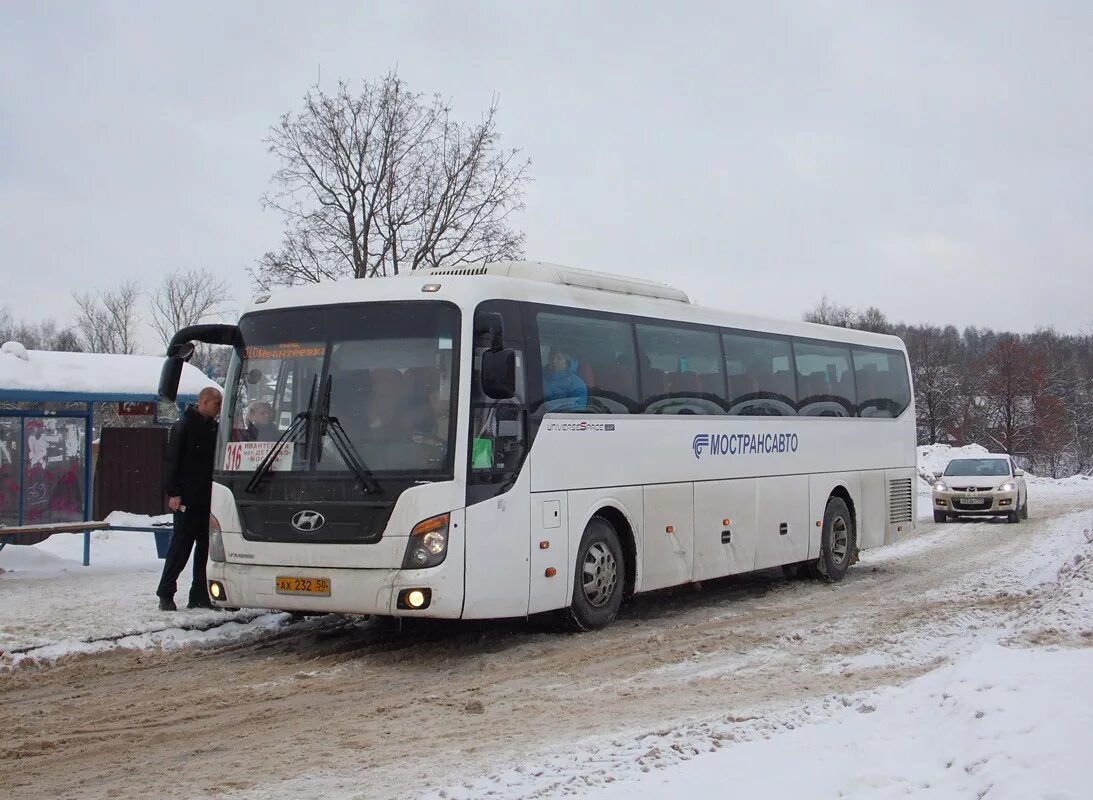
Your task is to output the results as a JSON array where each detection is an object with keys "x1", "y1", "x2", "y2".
[
  {"x1": 244, "y1": 375, "x2": 318, "y2": 494},
  {"x1": 315, "y1": 374, "x2": 381, "y2": 495}
]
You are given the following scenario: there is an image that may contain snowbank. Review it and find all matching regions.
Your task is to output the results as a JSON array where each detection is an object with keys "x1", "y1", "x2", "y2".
[
  {"x1": 913, "y1": 441, "x2": 1093, "y2": 489},
  {"x1": 917, "y1": 442, "x2": 994, "y2": 478}
]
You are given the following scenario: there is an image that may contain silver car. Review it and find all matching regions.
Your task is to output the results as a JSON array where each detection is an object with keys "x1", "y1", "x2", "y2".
[{"x1": 932, "y1": 454, "x2": 1028, "y2": 524}]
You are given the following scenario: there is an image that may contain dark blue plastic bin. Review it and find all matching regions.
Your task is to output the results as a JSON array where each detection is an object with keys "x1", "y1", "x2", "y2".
[{"x1": 153, "y1": 528, "x2": 173, "y2": 559}]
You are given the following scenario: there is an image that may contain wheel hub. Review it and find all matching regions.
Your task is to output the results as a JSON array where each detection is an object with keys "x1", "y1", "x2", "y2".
[
  {"x1": 582, "y1": 542, "x2": 618, "y2": 608},
  {"x1": 830, "y1": 515, "x2": 849, "y2": 564}
]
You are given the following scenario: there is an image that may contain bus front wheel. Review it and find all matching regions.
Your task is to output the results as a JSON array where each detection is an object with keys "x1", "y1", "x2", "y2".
[
  {"x1": 811, "y1": 497, "x2": 856, "y2": 582},
  {"x1": 564, "y1": 517, "x2": 625, "y2": 631}
]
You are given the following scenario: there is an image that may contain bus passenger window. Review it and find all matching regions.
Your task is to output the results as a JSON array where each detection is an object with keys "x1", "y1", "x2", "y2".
[
  {"x1": 721, "y1": 333, "x2": 796, "y2": 416},
  {"x1": 534, "y1": 311, "x2": 638, "y2": 414},
  {"x1": 794, "y1": 341, "x2": 856, "y2": 417},
  {"x1": 636, "y1": 323, "x2": 725, "y2": 414},
  {"x1": 852, "y1": 348, "x2": 911, "y2": 417}
]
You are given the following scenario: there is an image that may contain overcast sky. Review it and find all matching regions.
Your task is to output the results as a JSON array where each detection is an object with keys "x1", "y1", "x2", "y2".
[{"x1": 2, "y1": 1, "x2": 1091, "y2": 348}]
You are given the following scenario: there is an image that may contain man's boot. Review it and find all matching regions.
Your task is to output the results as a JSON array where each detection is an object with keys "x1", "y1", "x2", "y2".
[{"x1": 158, "y1": 596, "x2": 177, "y2": 611}]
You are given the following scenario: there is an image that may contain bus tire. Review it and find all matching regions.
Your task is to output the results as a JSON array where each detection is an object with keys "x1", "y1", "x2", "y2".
[
  {"x1": 812, "y1": 497, "x2": 856, "y2": 582},
  {"x1": 564, "y1": 516, "x2": 625, "y2": 632}
]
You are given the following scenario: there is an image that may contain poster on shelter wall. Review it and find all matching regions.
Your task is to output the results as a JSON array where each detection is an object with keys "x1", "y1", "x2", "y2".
[
  {"x1": 20, "y1": 418, "x2": 84, "y2": 525},
  {"x1": 0, "y1": 419, "x2": 20, "y2": 526}
]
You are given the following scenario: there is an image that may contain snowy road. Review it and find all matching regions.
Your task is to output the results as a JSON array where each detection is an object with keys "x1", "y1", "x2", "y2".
[{"x1": 2, "y1": 485, "x2": 1090, "y2": 799}]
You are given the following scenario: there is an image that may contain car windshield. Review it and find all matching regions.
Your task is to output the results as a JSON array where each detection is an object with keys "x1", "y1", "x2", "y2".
[
  {"x1": 943, "y1": 458, "x2": 1011, "y2": 477},
  {"x1": 217, "y1": 301, "x2": 460, "y2": 478}
]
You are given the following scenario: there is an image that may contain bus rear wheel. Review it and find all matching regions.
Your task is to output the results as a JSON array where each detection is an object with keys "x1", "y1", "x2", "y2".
[
  {"x1": 563, "y1": 516, "x2": 625, "y2": 631},
  {"x1": 811, "y1": 497, "x2": 856, "y2": 582}
]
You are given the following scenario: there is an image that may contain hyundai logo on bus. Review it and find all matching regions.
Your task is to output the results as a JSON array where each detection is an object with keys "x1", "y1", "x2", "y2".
[
  {"x1": 291, "y1": 510, "x2": 326, "y2": 532},
  {"x1": 692, "y1": 432, "x2": 800, "y2": 459}
]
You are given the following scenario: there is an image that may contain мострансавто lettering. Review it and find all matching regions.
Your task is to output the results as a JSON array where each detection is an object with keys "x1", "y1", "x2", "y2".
[{"x1": 692, "y1": 432, "x2": 799, "y2": 459}]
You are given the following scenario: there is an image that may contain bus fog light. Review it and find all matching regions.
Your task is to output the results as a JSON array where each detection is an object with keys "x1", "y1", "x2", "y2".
[{"x1": 397, "y1": 588, "x2": 432, "y2": 610}]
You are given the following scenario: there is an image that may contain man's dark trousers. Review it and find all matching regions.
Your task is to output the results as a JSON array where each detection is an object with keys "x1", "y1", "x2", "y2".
[{"x1": 157, "y1": 506, "x2": 210, "y2": 605}]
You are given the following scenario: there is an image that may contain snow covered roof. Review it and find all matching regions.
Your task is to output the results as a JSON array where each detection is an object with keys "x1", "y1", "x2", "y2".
[{"x1": 0, "y1": 345, "x2": 219, "y2": 403}]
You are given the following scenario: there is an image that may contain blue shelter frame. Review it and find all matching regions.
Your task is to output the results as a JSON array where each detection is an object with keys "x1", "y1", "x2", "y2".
[{"x1": 0, "y1": 388, "x2": 199, "y2": 565}]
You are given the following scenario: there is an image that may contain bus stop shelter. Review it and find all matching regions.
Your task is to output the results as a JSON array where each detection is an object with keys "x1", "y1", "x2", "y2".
[{"x1": 0, "y1": 342, "x2": 218, "y2": 563}]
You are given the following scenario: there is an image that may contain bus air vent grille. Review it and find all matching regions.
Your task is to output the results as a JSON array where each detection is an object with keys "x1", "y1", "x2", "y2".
[
  {"x1": 887, "y1": 478, "x2": 913, "y2": 524},
  {"x1": 424, "y1": 266, "x2": 490, "y2": 276}
]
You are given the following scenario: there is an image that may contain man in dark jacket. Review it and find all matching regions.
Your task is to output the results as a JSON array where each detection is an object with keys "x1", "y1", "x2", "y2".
[{"x1": 157, "y1": 386, "x2": 222, "y2": 611}]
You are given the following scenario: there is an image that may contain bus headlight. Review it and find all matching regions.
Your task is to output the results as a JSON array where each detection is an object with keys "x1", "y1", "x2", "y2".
[
  {"x1": 402, "y1": 513, "x2": 449, "y2": 569},
  {"x1": 209, "y1": 513, "x2": 226, "y2": 563}
]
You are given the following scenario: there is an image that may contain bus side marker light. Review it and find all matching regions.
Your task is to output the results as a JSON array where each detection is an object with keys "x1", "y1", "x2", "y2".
[
  {"x1": 816, "y1": 521, "x2": 822, "y2": 527},
  {"x1": 421, "y1": 283, "x2": 442, "y2": 293},
  {"x1": 539, "y1": 541, "x2": 550, "y2": 549},
  {"x1": 545, "y1": 568, "x2": 557, "y2": 577},
  {"x1": 665, "y1": 525, "x2": 675, "y2": 534},
  {"x1": 722, "y1": 518, "x2": 731, "y2": 527}
]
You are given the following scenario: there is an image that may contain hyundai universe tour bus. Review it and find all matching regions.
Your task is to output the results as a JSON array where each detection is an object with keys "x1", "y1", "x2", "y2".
[{"x1": 159, "y1": 262, "x2": 917, "y2": 631}]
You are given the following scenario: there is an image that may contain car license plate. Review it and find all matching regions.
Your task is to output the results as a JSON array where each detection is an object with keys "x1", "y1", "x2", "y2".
[
  {"x1": 275, "y1": 576, "x2": 331, "y2": 596},
  {"x1": 962, "y1": 497, "x2": 986, "y2": 505}
]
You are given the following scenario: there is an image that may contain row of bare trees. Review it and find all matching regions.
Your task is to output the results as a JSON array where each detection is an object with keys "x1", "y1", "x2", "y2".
[
  {"x1": 3, "y1": 269, "x2": 231, "y2": 374},
  {"x1": 805, "y1": 298, "x2": 1093, "y2": 477}
]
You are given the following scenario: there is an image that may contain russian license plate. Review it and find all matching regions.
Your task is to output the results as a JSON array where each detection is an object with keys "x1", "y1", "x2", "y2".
[
  {"x1": 962, "y1": 497, "x2": 986, "y2": 505},
  {"x1": 275, "y1": 576, "x2": 331, "y2": 596}
]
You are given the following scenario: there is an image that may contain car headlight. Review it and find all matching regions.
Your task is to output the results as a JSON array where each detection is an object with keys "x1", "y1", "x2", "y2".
[
  {"x1": 209, "y1": 513, "x2": 226, "y2": 563},
  {"x1": 933, "y1": 482, "x2": 947, "y2": 492},
  {"x1": 999, "y1": 482, "x2": 1015, "y2": 492},
  {"x1": 402, "y1": 513, "x2": 449, "y2": 569}
]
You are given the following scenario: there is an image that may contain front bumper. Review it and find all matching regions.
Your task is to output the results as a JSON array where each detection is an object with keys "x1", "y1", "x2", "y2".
[
  {"x1": 933, "y1": 489, "x2": 1018, "y2": 515},
  {"x1": 206, "y1": 559, "x2": 464, "y2": 618}
]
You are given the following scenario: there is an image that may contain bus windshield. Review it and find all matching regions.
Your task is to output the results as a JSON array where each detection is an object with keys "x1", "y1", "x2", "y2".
[{"x1": 217, "y1": 301, "x2": 460, "y2": 479}]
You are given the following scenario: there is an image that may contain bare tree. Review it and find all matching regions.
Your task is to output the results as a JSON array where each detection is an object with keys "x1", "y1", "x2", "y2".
[
  {"x1": 982, "y1": 338, "x2": 1036, "y2": 455},
  {"x1": 149, "y1": 268, "x2": 231, "y2": 347},
  {"x1": 251, "y1": 72, "x2": 531, "y2": 289},
  {"x1": 0, "y1": 308, "x2": 82, "y2": 351},
  {"x1": 72, "y1": 281, "x2": 142, "y2": 354},
  {"x1": 803, "y1": 297, "x2": 890, "y2": 332},
  {"x1": 803, "y1": 296, "x2": 855, "y2": 328}
]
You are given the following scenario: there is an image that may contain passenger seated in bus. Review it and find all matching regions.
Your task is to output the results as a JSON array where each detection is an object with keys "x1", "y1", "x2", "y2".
[
  {"x1": 243, "y1": 401, "x2": 276, "y2": 441},
  {"x1": 544, "y1": 349, "x2": 588, "y2": 407}
]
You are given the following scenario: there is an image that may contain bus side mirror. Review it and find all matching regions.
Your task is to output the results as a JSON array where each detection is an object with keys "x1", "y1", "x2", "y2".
[
  {"x1": 158, "y1": 342, "x2": 196, "y2": 402},
  {"x1": 159, "y1": 357, "x2": 185, "y2": 402},
  {"x1": 481, "y1": 348, "x2": 516, "y2": 400}
]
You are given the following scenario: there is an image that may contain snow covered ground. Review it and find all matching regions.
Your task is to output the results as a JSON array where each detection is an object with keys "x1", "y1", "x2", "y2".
[
  {"x1": 395, "y1": 489, "x2": 1092, "y2": 800},
  {"x1": 0, "y1": 511, "x2": 284, "y2": 665},
  {"x1": 2, "y1": 463, "x2": 1091, "y2": 799}
]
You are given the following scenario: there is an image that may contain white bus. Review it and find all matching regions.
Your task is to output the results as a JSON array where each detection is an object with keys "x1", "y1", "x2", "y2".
[{"x1": 160, "y1": 262, "x2": 916, "y2": 630}]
